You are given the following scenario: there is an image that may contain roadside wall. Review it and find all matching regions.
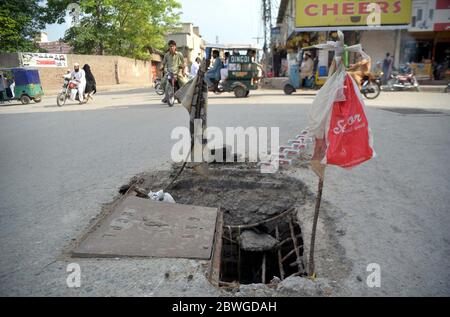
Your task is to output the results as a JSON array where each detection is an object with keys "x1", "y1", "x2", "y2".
[
  {"x1": 0, "y1": 53, "x2": 153, "y2": 91},
  {"x1": 0, "y1": 53, "x2": 20, "y2": 68}
]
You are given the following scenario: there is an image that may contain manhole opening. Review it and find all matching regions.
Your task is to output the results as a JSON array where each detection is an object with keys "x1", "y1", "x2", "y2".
[
  {"x1": 219, "y1": 213, "x2": 306, "y2": 285},
  {"x1": 135, "y1": 164, "x2": 309, "y2": 285}
]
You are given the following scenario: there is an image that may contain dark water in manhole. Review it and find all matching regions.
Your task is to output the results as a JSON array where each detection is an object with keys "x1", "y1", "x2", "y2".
[{"x1": 139, "y1": 164, "x2": 308, "y2": 284}]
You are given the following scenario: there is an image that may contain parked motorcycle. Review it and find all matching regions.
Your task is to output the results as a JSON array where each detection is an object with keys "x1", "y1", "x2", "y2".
[
  {"x1": 360, "y1": 74, "x2": 381, "y2": 99},
  {"x1": 57, "y1": 77, "x2": 80, "y2": 107},
  {"x1": 164, "y1": 71, "x2": 180, "y2": 107},
  {"x1": 387, "y1": 69, "x2": 420, "y2": 92}
]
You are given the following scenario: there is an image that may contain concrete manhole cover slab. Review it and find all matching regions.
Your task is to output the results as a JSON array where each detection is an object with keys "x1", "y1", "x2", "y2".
[{"x1": 73, "y1": 196, "x2": 218, "y2": 259}]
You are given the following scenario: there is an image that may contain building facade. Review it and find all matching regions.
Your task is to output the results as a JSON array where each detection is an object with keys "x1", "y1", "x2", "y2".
[
  {"x1": 166, "y1": 23, "x2": 206, "y2": 70},
  {"x1": 274, "y1": 0, "x2": 450, "y2": 81},
  {"x1": 36, "y1": 32, "x2": 73, "y2": 54}
]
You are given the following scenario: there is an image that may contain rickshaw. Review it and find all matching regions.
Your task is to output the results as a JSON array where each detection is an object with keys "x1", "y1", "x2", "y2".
[
  {"x1": 283, "y1": 46, "x2": 333, "y2": 95},
  {"x1": 205, "y1": 44, "x2": 261, "y2": 98},
  {"x1": 0, "y1": 68, "x2": 44, "y2": 104}
]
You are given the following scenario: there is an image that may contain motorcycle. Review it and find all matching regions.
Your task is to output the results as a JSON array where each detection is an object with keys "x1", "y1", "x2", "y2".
[
  {"x1": 360, "y1": 74, "x2": 381, "y2": 99},
  {"x1": 57, "y1": 77, "x2": 81, "y2": 107},
  {"x1": 164, "y1": 71, "x2": 180, "y2": 107},
  {"x1": 387, "y1": 69, "x2": 420, "y2": 92},
  {"x1": 209, "y1": 79, "x2": 225, "y2": 94},
  {"x1": 154, "y1": 77, "x2": 164, "y2": 96}
]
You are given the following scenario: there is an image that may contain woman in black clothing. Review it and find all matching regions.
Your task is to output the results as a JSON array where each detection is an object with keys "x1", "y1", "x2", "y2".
[{"x1": 83, "y1": 64, "x2": 97, "y2": 102}]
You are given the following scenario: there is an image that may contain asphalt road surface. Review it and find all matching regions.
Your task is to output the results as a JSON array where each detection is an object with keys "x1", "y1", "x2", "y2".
[{"x1": 0, "y1": 88, "x2": 449, "y2": 296}]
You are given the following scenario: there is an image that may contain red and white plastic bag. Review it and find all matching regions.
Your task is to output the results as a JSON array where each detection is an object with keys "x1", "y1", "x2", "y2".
[
  {"x1": 308, "y1": 71, "x2": 375, "y2": 176},
  {"x1": 326, "y1": 74, "x2": 374, "y2": 168}
]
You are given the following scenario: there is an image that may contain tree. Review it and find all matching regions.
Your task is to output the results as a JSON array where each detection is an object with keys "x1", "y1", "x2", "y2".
[
  {"x1": 0, "y1": 0, "x2": 76, "y2": 52},
  {"x1": 0, "y1": 0, "x2": 46, "y2": 52},
  {"x1": 63, "y1": 0, "x2": 182, "y2": 59}
]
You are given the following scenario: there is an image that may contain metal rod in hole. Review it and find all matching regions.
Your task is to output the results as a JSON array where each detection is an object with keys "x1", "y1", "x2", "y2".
[
  {"x1": 285, "y1": 272, "x2": 302, "y2": 279},
  {"x1": 262, "y1": 254, "x2": 266, "y2": 284},
  {"x1": 280, "y1": 246, "x2": 302, "y2": 263},
  {"x1": 309, "y1": 178, "x2": 324, "y2": 277},
  {"x1": 276, "y1": 234, "x2": 303, "y2": 249},
  {"x1": 228, "y1": 226, "x2": 233, "y2": 259},
  {"x1": 237, "y1": 226, "x2": 241, "y2": 283},
  {"x1": 289, "y1": 218, "x2": 303, "y2": 273},
  {"x1": 275, "y1": 226, "x2": 285, "y2": 280}
]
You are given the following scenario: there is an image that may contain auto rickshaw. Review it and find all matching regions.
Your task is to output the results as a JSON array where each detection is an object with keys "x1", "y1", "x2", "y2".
[
  {"x1": 282, "y1": 45, "x2": 352, "y2": 95},
  {"x1": 205, "y1": 44, "x2": 261, "y2": 98},
  {"x1": 0, "y1": 68, "x2": 44, "y2": 104}
]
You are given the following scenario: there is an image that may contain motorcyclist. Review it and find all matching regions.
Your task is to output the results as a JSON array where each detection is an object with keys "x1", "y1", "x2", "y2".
[
  {"x1": 160, "y1": 40, "x2": 188, "y2": 103},
  {"x1": 348, "y1": 52, "x2": 372, "y2": 89},
  {"x1": 71, "y1": 62, "x2": 86, "y2": 104}
]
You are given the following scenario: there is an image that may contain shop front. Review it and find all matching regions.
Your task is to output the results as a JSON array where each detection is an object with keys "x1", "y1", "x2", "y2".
[
  {"x1": 404, "y1": 0, "x2": 450, "y2": 81},
  {"x1": 289, "y1": 0, "x2": 411, "y2": 82}
]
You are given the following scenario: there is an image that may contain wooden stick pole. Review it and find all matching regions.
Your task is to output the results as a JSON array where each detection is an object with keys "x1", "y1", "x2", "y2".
[{"x1": 308, "y1": 178, "x2": 324, "y2": 277}]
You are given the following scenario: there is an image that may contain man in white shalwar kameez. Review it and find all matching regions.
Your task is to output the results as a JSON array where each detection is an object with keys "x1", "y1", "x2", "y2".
[{"x1": 71, "y1": 62, "x2": 86, "y2": 104}]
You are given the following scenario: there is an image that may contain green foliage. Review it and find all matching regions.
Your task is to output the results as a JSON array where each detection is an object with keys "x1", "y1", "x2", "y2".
[
  {"x1": 0, "y1": 0, "x2": 45, "y2": 52},
  {"x1": 43, "y1": 0, "x2": 76, "y2": 25},
  {"x1": 0, "y1": 0, "x2": 181, "y2": 59},
  {"x1": 63, "y1": 0, "x2": 182, "y2": 59}
]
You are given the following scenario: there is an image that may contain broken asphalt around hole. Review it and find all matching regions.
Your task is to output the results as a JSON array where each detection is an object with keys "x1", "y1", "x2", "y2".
[{"x1": 67, "y1": 160, "x2": 352, "y2": 296}]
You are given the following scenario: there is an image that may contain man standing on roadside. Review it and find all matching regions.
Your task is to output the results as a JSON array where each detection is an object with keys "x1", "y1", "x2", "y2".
[{"x1": 382, "y1": 53, "x2": 393, "y2": 84}]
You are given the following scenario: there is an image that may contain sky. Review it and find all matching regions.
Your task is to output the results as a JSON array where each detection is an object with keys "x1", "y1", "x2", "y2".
[{"x1": 44, "y1": 0, "x2": 277, "y2": 48}]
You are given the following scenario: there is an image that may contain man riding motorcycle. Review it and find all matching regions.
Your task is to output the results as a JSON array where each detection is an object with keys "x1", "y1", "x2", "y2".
[
  {"x1": 347, "y1": 52, "x2": 372, "y2": 89},
  {"x1": 347, "y1": 52, "x2": 381, "y2": 99},
  {"x1": 160, "y1": 40, "x2": 188, "y2": 103},
  {"x1": 71, "y1": 62, "x2": 86, "y2": 104}
]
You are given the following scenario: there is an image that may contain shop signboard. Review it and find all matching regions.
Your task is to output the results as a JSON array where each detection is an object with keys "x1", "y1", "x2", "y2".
[
  {"x1": 410, "y1": 0, "x2": 450, "y2": 32},
  {"x1": 295, "y1": 0, "x2": 412, "y2": 30}
]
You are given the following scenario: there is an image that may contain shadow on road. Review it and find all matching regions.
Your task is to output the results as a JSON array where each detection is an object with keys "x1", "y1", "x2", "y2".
[
  {"x1": 97, "y1": 88, "x2": 153, "y2": 96},
  {"x1": 378, "y1": 107, "x2": 450, "y2": 116},
  {"x1": 0, "y1": 102, "x2": 23, "y2": 107}
]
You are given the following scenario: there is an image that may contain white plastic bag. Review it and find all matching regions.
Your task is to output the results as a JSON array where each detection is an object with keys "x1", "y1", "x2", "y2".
[
  {"x1": 148, "y1": 190, "x2": 176, "y2": 203},
  {"x1": 307, "y1": 31, "x2": 375, "y2": 164}
]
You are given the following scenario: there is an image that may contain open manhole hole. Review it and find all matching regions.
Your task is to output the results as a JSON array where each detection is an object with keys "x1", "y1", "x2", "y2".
[
  {"x1": 217, "y1": 208, "x2": 305, "y2": 286},
  {"x1": 138, "y1": 163, "x2": 308, "y2": 286}
]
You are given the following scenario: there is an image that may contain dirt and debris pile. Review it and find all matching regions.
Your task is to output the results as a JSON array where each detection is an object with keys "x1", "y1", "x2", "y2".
[
  {"x1": 239, "y1": 231, "x2": 278, "y2": 252},
  {"x1": 139, "y1": 163, "x2": 307, "y2": 226}
]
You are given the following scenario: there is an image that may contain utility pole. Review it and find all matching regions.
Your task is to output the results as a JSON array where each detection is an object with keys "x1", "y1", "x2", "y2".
[
  {"x1": 252, "y1": 37, "x2": 263, "y2": 45},
  {"x1": 262, "y1": 0, "x2": 272, "y2": 73},
  {"x1": 262, "y1": 0, "x2": 272, "y2": 55}
]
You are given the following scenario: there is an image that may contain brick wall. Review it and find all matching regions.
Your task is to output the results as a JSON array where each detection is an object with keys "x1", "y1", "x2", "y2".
[
  {"x1": 0, "y1": 53, "x2": 153, "y2": 91},
  {"x1": 0, "y1": 53, "x2": 20, "y2": 68}
]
